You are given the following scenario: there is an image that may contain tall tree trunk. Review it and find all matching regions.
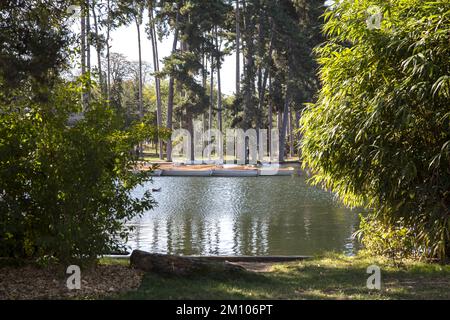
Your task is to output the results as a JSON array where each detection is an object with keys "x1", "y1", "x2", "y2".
[
  {"x1": 208, "y1": 49, "x2": 214, "y2": 161},
  {"x1": 106, "y1": 0, "x2": 111, "y2": 102},
  {"x1": 268, "y1": 75, "x2": 273, "y2": 160},
  {"x1": 217, "y1": 61, "x2": 222, "y2": 132},
  {"x1": 215, "y1": 27, "x2": 223, "y2": 162},
  {"x1": 136, "y1": 11, "x2": 144, "y2": 158},
  {"x1": 277, "y1": 109, "x2": 282, "y2": 131},
  {"x1": 136, "y1": 19, "x2": 143, "y2": 118},
  {"x1": 202, "y1": 44, "x2": 207, "y2": 89},
  {"x1": 92, "y1": 1, "x2": 104, "y2": 97},
  {"x1": 242, "y1": 0, "x2": 255, "y2": 130},
  {"x1": 166, "y1": 9, "x2": 180, "y2": 162},
  {"x1": 201, "y1": 46, "x2": 207, "y2": 159},
  {"x1": 257, "y1": 20, "x2": 274, "y2": 114},
  {"x1": 256, "y1": 13, "x2": 263, "y2": 159},
  {"x1": 215, "y1": 27, "x2": 222, "y2": 133},
  {"x1": 86, "y1": 1, "x2": 91, "y2": 74},
  {"x1": 256, "y1": 13, "x2": 264, "y2": 106},
  {"x1": 186, "y1": 113, "x2": 195, "y2": 162},
  {"x1": 81, "y1": 3, "x2": 87, "y2": 110},
  {"x1": 235, "y1": 0, "x2": 241, "y2": 95},
  {"x1": 289, "y1": 108, "x2": 294, "y2": 158},
  {"x1": 295, "y1": 110, "x2": 301, "y2": 158},
  {"x1": 86, "y1": 0, "x2": 91, "y2": 104},
  {"x1": 256, "y1": 29, "x2": 273, "y2": 159},
  {"x1": 279, "y1": 73, "x2": 290, "y2": 163},
  {"x1": 149, "y1": 6, "x2": 163, "y2": 159}
]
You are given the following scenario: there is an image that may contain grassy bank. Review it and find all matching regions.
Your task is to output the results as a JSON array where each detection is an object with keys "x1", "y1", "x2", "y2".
[
  {"x1": 2, "y1": 253, "x2": 448, "y2": 300},
  {"x1": 107, "y1": 252, "x2": 450, "y2": 300}
]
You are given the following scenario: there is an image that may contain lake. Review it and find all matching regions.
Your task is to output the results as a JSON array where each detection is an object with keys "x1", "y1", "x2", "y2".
[{"x1": 128, "y1": 176, "x2": 360, "y2": 256}]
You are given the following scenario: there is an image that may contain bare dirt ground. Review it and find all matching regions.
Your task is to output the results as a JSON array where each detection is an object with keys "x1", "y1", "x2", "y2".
[
  {"x1": 0, "y1": 260, "x2": 275, "y2": 299},
  {"x1": 0, "y1": 264, "x2": 144, "y2": 300}
]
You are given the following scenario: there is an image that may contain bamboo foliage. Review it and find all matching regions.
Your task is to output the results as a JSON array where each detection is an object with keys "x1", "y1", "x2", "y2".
[{"x1": 301, "y1": 0, "x2": 450, "y2": 260}]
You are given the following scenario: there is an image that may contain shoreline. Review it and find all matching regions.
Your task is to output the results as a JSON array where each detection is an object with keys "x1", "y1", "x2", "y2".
[
  {"x1": 137, "y1": 162, "x2": 304, "y2": 177},
  {"x1": 2, "y1": 252, "x2": 448, "y2": 300}
]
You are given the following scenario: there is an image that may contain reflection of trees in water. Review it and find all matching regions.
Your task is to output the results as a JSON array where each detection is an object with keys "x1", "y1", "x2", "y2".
[
  {"x1": 231, "y1": 207, "x2": 360, "y2": 256},
  {"x1": 134, "y1": 223, "x2": 141, "y2": 249},
  {"x1": 151, "y1": 220, "x2": 159, "y2": 253},
  {"x1": 156, "y1": 214, "x2": 220, "y2": 255},
  {"x1": 132, "y1": 177, "x2": 361, "y2": 256},
  {"x1": 232, "y1": 215, "x2": 269, "y2": 256},
  {"x1": 207, "y1": 220, "x2": 221, "y2": 255},
  {"x1": 145, "y1": 206, "x2": 359, "y2": 256},
  {"x1": 166, "y1": 218, "x2": 173, "y2": 254}
]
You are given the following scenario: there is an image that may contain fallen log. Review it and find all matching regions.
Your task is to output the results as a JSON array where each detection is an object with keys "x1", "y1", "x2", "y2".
[
  {"x1": 185, "y1": 255, "x2": 310, "y2": 263},
  {"x1": 130, "y1": 250, "x2": 246, "y2": 276}
]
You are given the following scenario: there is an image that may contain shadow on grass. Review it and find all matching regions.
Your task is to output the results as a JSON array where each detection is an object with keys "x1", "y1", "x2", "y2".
[{"x1": 116, "y1": 253, "x2": 450, "y2": 300}]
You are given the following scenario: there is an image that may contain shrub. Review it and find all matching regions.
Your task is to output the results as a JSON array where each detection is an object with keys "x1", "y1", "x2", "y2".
[
  {"x1": 0, "y1": 80, "x2": 158, "y2": 264},
  {"x1": 354, "y1": 215, "x2": 419, "y2": 264},
  {"x1": 300, "y1": 0, "x2": 450, "y2": 260}
]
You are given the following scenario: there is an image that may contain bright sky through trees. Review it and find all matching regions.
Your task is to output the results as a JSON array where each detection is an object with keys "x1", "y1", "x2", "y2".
[{"x1": 73, "y1": 9, "x2": 243, "y2": 95}]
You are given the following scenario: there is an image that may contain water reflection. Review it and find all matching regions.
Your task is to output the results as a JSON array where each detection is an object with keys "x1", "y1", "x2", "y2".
[{"x1": 128, "y1": 176, "x2": 360, "y2": 256}]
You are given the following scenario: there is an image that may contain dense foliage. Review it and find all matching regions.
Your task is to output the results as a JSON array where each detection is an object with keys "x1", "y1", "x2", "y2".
[
  {"x1": 301, "y1": 0, "x2": 450, "y2": 260},
  {"x1": 78, "y1": 0, "x2": 324, "y2": 161},
  {"x1": 0, "y1": 1, "x2": 158, "y2": 264}
]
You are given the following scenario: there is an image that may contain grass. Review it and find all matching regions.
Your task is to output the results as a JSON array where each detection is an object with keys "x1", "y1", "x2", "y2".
[
  {"x1": 99, "y1": 257, "x2": 131, "y2": 267},
  {"x1": 106, "y1": 252, "x2": 450, "y2": 300}
]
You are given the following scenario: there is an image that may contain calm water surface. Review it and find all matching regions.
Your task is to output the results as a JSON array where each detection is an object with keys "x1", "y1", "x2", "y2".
[{"x1": 127, "y1": 176, "x2": 360, "y2": 256}]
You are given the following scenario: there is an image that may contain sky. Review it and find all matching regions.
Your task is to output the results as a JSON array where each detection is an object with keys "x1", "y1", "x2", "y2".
[
  {"x1": 76, "y1": 1, "x2": 330, "y2": 95},
  {"x1": 77, "y1": 9, "x2": 241, "y2": 96}
]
